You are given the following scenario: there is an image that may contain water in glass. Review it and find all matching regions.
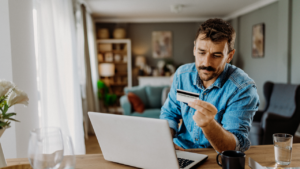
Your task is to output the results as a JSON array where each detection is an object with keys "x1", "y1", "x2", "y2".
[
  {"x1": 273, "y1": 133, "x2": 293, "y2": 166},
  {"x1": 274, "y1": 144, "x2": 292, "y2": 165}
]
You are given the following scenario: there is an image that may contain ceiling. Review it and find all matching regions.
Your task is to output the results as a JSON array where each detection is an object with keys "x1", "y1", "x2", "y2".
[{"x1": 85, "y1": 0, "x2": 277, "y2": 22}]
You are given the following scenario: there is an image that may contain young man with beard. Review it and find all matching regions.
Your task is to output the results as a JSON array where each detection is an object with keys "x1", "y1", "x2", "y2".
[{"x1": 160, "y1": 18, "x2": 260, "y2": 153}]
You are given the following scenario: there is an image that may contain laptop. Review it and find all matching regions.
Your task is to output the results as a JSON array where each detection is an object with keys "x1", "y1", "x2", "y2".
[{"x1": 88, "y1": 112, "x2": 208, "y2": 169}]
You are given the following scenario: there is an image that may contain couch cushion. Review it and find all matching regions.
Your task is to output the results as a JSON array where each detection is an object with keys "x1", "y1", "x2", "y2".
[
  {"x1": 125, "y1": 86, "x2": 149, "y2": 108},
  {"x1": 131, "y1": 109, "x2": 161, "y2": 119},
  {"x1": 127, "y1": 92, "x2": 145, "y2": 113},
  {"x1": 145, "y1": 86, "x2": 168, "y2": 109}
]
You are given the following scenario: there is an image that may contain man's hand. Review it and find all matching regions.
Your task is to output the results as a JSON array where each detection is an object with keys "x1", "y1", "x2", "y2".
[
  {"x1": 188, "y1": 100, "x2": 218, "y2": 127},
  {"x1": 188, "y1": 100, "x2": 236, "y2": 152},
  {"x1": 174, "y1": 143, "x2": 185, "y2": 151}
]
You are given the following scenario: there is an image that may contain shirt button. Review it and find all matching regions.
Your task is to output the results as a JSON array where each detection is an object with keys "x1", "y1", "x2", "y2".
[
  {"x1": 195, "y1": 138, "x2": 198, "y2": 141},
  {"x1": 204, "y1": 93, "x2": 207, "y2": 95}
]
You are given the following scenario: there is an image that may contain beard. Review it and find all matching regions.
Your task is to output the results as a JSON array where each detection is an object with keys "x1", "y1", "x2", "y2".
[{"x1": 197, "y1": 66, "x2": 218, "y2": 81}]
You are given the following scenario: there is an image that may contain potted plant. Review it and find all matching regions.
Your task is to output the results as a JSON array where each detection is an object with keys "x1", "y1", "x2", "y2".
[
  {"x1": 0, "y1": 80, "x2": 29, "y2": 132},
  {"x1": 0, "y1": 80, "x2": 29, "y2": 167}
]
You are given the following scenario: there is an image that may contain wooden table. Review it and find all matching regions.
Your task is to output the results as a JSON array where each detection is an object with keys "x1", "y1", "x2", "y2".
[{"x1": 7, "y1": 144, "x2": 300, "y2": 169}]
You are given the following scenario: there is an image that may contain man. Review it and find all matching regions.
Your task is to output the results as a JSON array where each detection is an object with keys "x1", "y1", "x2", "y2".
[{"x1": 160, "y1": 18, "x2": 259, "y2": 153}]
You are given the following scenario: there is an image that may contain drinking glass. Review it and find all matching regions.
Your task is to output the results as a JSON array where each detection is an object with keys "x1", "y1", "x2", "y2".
[
  {"x1": 59, "y1": 136, "x2": 76, "y2": 169},
  {"x1": 273, "y1": 133, "x2": 293, "y2": 165},
  {"x1": 28, "y1": 127, "x2": 64, "y2": 169},
  {"x1": 28, "y1": 129, "x2": 38, "y2": 167}
]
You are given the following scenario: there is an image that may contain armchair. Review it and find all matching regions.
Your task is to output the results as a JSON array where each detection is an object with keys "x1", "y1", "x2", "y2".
[
  {"x1": 120, "y1": 85, "x2": 170, "y2": 118},
  {"x1": 249, "y1": 81, "x2": 300, "y2": 145}
]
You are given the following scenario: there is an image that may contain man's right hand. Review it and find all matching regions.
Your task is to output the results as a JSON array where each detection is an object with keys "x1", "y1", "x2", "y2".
[{"x1": 174, "y1": 143, "x2": 185, "y2": 151}]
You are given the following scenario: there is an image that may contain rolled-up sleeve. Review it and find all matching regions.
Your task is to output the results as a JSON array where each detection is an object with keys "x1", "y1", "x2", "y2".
[
  {"x1": 160, "y1": 71, "x2": 182, "y2": 135},
  {"x1": 221, "y1": 83, "x2": 260, "y2": 152}
]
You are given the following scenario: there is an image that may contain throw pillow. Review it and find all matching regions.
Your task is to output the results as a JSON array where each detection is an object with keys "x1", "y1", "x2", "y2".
[
  {"x1": 124, "y1": 86, "x2": 149, "y2": 108},
  {"x1": 127, "y1": 92, "x2": 145, "y2": 113}
]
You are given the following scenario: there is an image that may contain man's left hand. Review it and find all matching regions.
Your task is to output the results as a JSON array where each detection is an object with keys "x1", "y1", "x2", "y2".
[{"x1": 188, "y1": 100, "x2": 218, "y2": 127}]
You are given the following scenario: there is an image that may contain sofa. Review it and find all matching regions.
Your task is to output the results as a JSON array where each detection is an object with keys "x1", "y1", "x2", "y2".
[{"x1": 120, "y1": 85, "x2": 170, "y2": 118}]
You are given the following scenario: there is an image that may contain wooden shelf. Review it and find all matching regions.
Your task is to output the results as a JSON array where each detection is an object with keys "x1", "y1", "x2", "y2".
[
  {"x1": 113, "y1": 50, "x2": 127, "y2": 53},
  {"x1": 96, "y1": 38, "x2": 132, "y2": 88},
  {"x1": 115, "y1": 93, "x2": 125, "y2": 96},
  {"x1": 98, "y1": 62, "x2": 127, "y2": 65},
  {"x1": 111, "y1": 83, "x2": 127, "y2": 86},
  {"x1": 98, "y1": 50, "x2": 127, "y2": 54},
  {"x1": 114, "y1": 73, "x2": 128, "y2": 76},
  {"x1": 114, "y1": 62, "x2": 127, "y2": 65}
]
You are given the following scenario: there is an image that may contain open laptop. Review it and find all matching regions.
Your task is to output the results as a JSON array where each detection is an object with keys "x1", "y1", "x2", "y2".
[{"x1": 88, "y1": 112, "x2": 208, "y2": 169}]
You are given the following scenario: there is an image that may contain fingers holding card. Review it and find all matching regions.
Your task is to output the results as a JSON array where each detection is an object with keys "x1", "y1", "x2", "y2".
[{"x1": 176, "y1": 89, "x2": 199, "y2": 104}]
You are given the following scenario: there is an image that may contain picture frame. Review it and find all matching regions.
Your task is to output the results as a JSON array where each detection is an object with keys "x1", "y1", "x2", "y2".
[
  {"x1": 252, "y1": 23, "x2": 265, "y2": 58},
  {"x1": 152, "y1": 31, "x2": 172, "y2": 58}
]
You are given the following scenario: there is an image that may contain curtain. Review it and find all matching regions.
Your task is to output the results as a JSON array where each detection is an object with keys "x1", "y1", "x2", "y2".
[
  {"x1": 33, "y1": 0, "x2": 85, "y2": 154},
  {"x1": 85, "y1": 7, "x2": 100, "y2": 116},
  {"x1": 75, "y1": 3, "x2": 100, "y2": 136}
]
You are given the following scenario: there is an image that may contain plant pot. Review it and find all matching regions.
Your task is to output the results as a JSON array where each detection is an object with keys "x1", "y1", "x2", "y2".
[
  {"x1": 0, "y1": 129, "x2": 6, "y2": 138},
  {"x1": 0, "y1": 129, "x2": 7, "y2": 168}
]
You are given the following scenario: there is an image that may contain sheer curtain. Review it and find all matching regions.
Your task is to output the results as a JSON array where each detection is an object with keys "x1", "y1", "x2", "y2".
[
  {"x1": 75, "y1": 3, "x2": 100, "y2": 136},
  {"x1": 33, "y1": 0, "x2": 85, "y2": 154}
]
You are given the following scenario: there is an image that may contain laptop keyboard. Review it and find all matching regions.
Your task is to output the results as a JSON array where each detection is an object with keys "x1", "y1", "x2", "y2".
[{"x1": 177, "y1": 158, "x2": 194, "y2": 168}]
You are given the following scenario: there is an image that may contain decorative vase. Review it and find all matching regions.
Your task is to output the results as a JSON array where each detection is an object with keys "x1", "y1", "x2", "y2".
[
  {"x1": 0, "y1": 129, "x2": 5, "y2": 138},
  {"x1": 97, "y1": 28, "x2": 109, "y2": 39},
  {"x1": 0, "y1": 129, "x2": 7, "y2": 168},
  {"x1": 113, "y1": 28, "x2": 126, "y2": 39}
]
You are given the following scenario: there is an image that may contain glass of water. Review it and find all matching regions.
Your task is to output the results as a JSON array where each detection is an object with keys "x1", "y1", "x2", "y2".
[
  {"x1": 273, "y1": 133, "x2": 293, "y2": 165},
  {"x1": 28, "y1": 127, "x2": 64, "y2": 169}
]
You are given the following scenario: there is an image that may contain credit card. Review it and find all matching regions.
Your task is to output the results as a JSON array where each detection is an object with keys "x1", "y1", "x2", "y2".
[{"x1": 176, "y1": 89, "x2": 199, "y2": 104}]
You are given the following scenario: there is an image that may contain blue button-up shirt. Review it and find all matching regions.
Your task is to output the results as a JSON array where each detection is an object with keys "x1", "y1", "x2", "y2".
[{"x1": 160, "y1": 63, "x2": 260, "y2": 152}]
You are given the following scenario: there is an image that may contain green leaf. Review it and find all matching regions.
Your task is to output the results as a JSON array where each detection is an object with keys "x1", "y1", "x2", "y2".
[
  {"x1": 0, "y1": 121, "x2": 7, "y2": 127},
  {"x1": 6, "y1": 118, "x2": 20, "y2": 122},
  {"x1": 3, "y1": 104, "x2": 8, "y2": 114},
  {"x1": 0, "y1": 96, "x2": 5, "y2": 105},
  {"x1": 3, "y1": 112, "x2": 16, "y2": 118}
]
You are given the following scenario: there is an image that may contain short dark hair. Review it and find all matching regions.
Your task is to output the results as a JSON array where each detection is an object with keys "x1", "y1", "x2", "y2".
[{"x1": 195, "y1": 18, "x2": 236, "y2": 53}]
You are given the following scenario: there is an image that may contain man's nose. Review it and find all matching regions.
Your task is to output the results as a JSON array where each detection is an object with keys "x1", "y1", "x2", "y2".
[{"x1": 202, "y1": 55, "x2": 212, "y2": 67}]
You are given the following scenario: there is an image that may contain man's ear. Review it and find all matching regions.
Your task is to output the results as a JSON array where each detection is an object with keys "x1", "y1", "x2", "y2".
[
  {"x1": 193, "y1": 41, "x2": 196, "y2": 56},
  {"x1": 227, "y1": 49, "x2": 235, "y2": 63}
]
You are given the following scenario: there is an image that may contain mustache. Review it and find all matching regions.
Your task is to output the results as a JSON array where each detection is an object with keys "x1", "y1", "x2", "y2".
[{"x1": 198, "y1": 66, "x2": 216, "y2": 71}]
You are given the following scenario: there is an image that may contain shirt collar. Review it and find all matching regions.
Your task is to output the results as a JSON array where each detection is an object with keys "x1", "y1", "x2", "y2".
[{"x1": 193, "y1": 63, "x2": 229, "y2": 89}]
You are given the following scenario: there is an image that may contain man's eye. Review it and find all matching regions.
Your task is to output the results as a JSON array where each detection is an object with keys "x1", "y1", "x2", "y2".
[
  {"x1": 198, "y1": 52, "x2": 205, "y2": 55},
  {"x1": 214, "y1": 55, "x2": 221, "y2": 58}
]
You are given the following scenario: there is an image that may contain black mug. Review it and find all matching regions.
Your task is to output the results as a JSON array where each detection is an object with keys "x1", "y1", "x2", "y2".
[{"x1": 216, "y1": 150, "x2": 246, "y2": 169}]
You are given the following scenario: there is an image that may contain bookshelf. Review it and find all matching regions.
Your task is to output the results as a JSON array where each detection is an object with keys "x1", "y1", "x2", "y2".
[{"x1": 97, "y1": 39, "x2": 132, "y2": 107}]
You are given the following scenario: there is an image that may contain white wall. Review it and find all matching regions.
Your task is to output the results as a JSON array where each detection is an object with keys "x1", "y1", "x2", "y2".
[
  {"x1": 0, "y1": 0, "x2": 40, "y2": 158},
  {"x1": 237, "y1": 2, "x2": 280, "y2": 110},
  {"x1": 9, "y1": 0, "x2": 40, "y2": 158},
  {"x1": 0, "y1": 0, "x2": 17, "y2": 159}
]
